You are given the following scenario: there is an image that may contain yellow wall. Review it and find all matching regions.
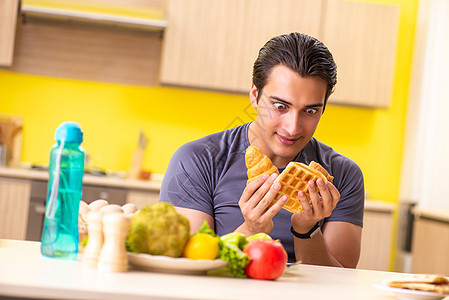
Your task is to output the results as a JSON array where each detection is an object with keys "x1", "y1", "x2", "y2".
[
  {"x1": 1, "y1": 0, "x2": 417, "y2": 207},
  {"x1": 0, "y1": 74, "x2": 251, "y2": 174}
]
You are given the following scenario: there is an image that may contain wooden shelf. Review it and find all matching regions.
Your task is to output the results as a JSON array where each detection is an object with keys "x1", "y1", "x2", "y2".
[
  {"x1": 21, "y1": 5, "x2": 167, "y2": 31},
  {"x1": 12, "y1": 0, "x2": 166, "y2": 85}
]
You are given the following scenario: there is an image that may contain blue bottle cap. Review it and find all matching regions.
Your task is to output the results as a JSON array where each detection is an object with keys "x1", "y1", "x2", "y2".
[{"x1": 55, "y1": 121, "x2": 83, "y2": 143}]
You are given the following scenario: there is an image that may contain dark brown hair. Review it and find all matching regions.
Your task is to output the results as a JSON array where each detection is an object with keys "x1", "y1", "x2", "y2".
[{"x1": 252, "y1": 32, "x2": 337, "y2": 108}]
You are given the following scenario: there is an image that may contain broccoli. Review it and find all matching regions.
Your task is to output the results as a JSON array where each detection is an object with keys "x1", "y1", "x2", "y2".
[{"x1": 127, "y1": 202, "x2": 190, "y2": 258}]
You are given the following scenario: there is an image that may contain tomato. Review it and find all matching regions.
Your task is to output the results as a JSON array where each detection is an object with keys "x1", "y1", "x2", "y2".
[{"x1": 243, "y1": 239, "x2": 288, "y2": 280}]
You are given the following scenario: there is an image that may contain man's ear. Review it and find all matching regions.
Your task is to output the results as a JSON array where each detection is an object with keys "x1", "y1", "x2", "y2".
[{"x1": 249, "y1": 83, "x2": 258, "y2": 109}]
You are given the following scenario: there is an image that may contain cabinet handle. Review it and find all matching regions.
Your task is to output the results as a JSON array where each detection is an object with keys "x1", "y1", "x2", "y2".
[
  {"x1": 35, "y1": 204, "x2": 46, "y2": 215},
  {"x1": 100, "y1": 191, "x2": 109, "y2": 200}
]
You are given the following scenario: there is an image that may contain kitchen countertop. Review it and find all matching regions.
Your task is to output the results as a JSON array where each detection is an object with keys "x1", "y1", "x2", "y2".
[
  {"x1": 2, "y1": 239, "x2": 441, "y2": 300},
  {"x1": 0, "y1": 167, "x2": 162, "y2": 191},
  {"x1": 364, "y1": 199, "x2": 396, "y2": 213},
  {"x1": 413, "y1": 206, "x2": 449, "y2": 223},
  {"x1": 0, "y1": 167, "x2": 396, "y2": 212}
]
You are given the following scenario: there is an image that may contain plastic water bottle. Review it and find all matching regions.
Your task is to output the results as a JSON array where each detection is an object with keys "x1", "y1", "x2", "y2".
[{"x1": 41, "y1": 121, "x2": 85, "y2": 259}]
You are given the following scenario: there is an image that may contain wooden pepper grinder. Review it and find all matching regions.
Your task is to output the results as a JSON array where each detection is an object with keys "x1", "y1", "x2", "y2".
[
  {"x1": 97, "y1": 212, "x2": 130, "y2": 272},
  {"x1": 82, "y1": 211, "x2": 104, "y2": 268}
]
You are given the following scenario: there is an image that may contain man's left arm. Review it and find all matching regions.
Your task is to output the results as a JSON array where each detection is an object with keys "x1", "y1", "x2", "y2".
[
  {"x1": 291, "y1": 220, "x2": 361, "y2": 268},
  {"x1": 291, "y1": 177, "x2": 363, "y2": 267},
  {"x1": 323, "y1": 221, "x2": 362, "y2": 267}
]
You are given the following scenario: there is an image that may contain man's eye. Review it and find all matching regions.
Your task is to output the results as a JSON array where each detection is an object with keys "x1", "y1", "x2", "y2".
[
  {"x1": 273, "y1": 102, "x2": 287, "y2": 110},
  {"x1": 305, "y1": 108, "x2": 318, "y2": 115}
]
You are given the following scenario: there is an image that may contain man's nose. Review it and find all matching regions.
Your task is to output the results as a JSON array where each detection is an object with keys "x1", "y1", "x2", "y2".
[{"x1": 283, "y1": 112, "x2": 302, "y2": 136}]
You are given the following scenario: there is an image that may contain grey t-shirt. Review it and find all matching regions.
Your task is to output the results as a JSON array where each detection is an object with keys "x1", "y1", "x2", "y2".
[{"x1": 159, "y1": 122, "x2": 365, "y2": 262}]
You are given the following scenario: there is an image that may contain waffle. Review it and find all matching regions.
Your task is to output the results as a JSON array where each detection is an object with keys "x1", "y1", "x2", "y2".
[
  {"x1": 389, "y1": 274, "x2": 449, "y2": 285},
  {"x1": 273, "y1": 161, "x2": 330, "y2": 214},
  {"x1": 387, "y1": 274, "x2": 449, "y2": 294},
  {"x1": 309, "y1": 161, "x2": 334, "y2": 181}
]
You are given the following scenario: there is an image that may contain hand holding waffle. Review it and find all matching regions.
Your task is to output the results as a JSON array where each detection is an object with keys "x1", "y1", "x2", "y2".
[
  {"x1": 273, "y1": 161, "x2": 333, "y2": 214},
  {"x1": 245, "y1": 146, "x2": 334, "y2": 214}
]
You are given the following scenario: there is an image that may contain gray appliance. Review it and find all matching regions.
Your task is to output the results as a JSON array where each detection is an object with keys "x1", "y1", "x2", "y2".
[{"x1": 26, "y1": 179, "x2": 127, "y2": 241}]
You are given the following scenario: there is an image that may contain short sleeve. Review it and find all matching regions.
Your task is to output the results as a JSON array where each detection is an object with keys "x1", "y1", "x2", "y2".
[
  {"x1": 159, "y1": 141, "x2": 216, "y2": 216},
  {"x1": 326, "y1": 157, "x2": 365, "y2": 227}
]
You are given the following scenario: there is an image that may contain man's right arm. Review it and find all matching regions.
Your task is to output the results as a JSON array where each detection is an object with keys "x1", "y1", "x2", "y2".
[
  {"x1": 159, "y1": 142, "x2": 216, "y2": 233},
  {"x1": 174, "y1": 207, "x2": 214, "y2": 234}
]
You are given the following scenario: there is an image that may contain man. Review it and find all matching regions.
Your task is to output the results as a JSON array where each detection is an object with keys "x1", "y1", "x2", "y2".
[{"x1": 159, "y1": 32, "x2": 364, "y2": 268}]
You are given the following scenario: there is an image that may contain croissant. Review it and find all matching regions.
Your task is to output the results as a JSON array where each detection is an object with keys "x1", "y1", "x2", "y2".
[{"x1": 245, "y1": 146, "x2": 279, "y2": 184}]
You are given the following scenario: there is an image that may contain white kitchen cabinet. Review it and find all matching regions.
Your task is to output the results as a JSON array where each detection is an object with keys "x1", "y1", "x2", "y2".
[
  {"x1": 0, "y1": 0, "x2": 20, "y2": 66},
  {"x1": 160, "y1": 0, "x2": 399, "y2": 108},
  {"x1": 126, "y1": 190, "x2": 159, "y2": 210},
  {"x1": 411, "y1": 209, "x2": 449, "y2": 275},
  {"x1": 0, "y1": 167, "x2": 162, "y2": 241},
  {"x1": 0, "y1": 177, "x2": 31, "y2": 240},
  {"x1": 160, "y1": 0, "x2": 323, "y2": 93},
  {"x1": 358, "y1": 201, "x2": 396, "y2": 271},
  {"x1": 322, "y1": 0, "x2": 399, "y2": 107}
]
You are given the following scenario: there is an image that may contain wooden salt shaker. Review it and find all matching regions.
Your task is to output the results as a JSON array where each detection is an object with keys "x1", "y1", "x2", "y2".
[
  {"x1": 82, "y1": 211, "x2": 104, "y2": 269},
  {"x1": 97, "y1": 212, "x2": 130, "y2": 272}
]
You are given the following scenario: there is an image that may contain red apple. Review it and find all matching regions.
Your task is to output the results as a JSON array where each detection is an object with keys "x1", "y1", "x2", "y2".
[{"x1": 243, "y1": 239, "x2": 288, "y2": 280}]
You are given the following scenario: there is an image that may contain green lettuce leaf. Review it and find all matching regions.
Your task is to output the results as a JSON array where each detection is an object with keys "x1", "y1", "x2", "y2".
[
  {"x1": 218, "y1": 232, "x2": 250, "y2": 278},
  {"x1": 197, "y1": 220, "x2": 218, "y2": 237}
]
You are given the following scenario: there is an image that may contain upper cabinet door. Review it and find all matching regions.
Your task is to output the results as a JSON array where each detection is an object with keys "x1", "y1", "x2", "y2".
[
  {"x1": 322, "y1": 0, "x2": 399, "y2": 108},
  {"x1": 0, "y1": 0, "x2": 20, "y2": 67},
  {"x1": 160, "y1": 0, "x2": 323, "y2": 93},
  {"x1": 160, "y1": 0, "x2": 399, "y2": 107}
]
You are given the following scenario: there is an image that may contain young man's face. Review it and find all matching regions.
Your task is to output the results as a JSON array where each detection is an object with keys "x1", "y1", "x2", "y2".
[{"x1": 249, "y1": 64, "x2": 327, "y2": 168}]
